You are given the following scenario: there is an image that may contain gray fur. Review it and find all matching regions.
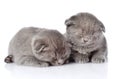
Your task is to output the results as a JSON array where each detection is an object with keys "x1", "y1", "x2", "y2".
[
  {"x1": 65, "y1": 12, "x2": 108, "y2": 63},
  {"x1": 7, "y1": 27, "x2": 71, "y2": 67}
]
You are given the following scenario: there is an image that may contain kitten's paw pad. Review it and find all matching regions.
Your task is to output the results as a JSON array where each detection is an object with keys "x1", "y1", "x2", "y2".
[
  {"x1": 75, "y1": 55, "x2": 89, "y2": 63},
  {"x1": 92, "y1": 56, "x2": 107, "y2": 63}
]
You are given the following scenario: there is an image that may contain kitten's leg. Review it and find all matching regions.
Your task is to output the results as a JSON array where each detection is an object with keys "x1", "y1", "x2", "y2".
[
  {"x1": 72, "y1": 52, "x2": 89, "y2": 63},
  {"x1": 15, "y1": 55, "x2": 49, "y2": 67},
  {"x1": 91, "y1": 50, "x2": 107, "y2": 63}
]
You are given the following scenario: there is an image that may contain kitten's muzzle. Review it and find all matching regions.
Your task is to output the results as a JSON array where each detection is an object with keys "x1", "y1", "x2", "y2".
[
  {"x1": 56, "y1": 59, "x2": 64, "y2": 66},
  {"x1": 51, "y1": 59, "x2": 64, "y2": 66},
  {"x1": 83, "y1": 39, "x2": 88, "y2": 43},
  {"x1": 81, "y1": 38, "x2": 89, "y2": 43}
]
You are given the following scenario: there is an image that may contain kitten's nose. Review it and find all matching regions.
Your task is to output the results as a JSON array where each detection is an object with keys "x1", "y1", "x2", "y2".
[
  {"x1": 56, "y1": 59, "x2": 64, "y2": 65},
  {"x1": 83, "y1": 38, "x2": 88, "y2": 43}
]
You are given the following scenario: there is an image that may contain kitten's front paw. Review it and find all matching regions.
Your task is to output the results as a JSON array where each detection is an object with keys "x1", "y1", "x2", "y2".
[
  {"x1": 91, "y1": 55, "x2": 107, "y2": 63},
  {"x1": 74, "y1": 53, "x2": 89, "y2": 63}
]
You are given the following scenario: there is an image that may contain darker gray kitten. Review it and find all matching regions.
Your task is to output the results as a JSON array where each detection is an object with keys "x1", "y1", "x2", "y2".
[
  {"x1": 65, "y1": 13, "x2": 108, "y2": 63},
  {"x1": 5, "y1": 27, "x2": 71, "y2": 67}
]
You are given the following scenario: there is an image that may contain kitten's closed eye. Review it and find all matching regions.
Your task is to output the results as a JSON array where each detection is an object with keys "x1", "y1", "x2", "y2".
[
  {"x1": 92, "y1": 32, "x2": 95, "y2": 35},
  {"x1": 52, "y1": 58, "x2": 57, "y2": 61},
  {"x1": 61, "y1": 54, "x2": 70, "y2": 60}
]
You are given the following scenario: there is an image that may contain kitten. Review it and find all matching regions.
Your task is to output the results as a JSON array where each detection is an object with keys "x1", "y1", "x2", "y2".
[
  {"x1": 4, "y1": 27, "x2": 71, "y2": 67},
  {"x1": 65, "y1": 13, "x2": 108, "y2": 63}
]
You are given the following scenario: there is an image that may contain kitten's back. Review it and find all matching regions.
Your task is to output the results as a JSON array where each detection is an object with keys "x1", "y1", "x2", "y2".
[{"x1": 8, "y1": 27, "x2": 44, "y2": 59}]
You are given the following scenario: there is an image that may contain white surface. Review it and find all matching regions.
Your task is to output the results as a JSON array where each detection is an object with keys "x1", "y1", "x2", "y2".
[
  {"x1": 0, "y1": 0, "x2": 120, "y2": 79},
  {"x1": 0, "y1": 63, "x2": 107, "y2": 79}
]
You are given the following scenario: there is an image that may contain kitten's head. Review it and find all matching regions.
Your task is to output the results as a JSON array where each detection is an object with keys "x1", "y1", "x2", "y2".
[
  {"x1": 32, "y1": 30, "x2": 71, "y2": 66},
  {"x1": 65, "y1": 13, "x2": 105, "y2": 46}
]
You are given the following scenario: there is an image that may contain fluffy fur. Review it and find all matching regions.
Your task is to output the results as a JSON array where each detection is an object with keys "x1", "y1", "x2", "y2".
[
  {"x1": 65, "y1": 12, "x2": 108, "y2": 63},
  {"x1": 5, "y1": 27, "x2": 71, "y2": 67}
]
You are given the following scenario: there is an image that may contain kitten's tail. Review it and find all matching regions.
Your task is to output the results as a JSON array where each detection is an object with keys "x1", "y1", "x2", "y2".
[{"x1": 4, "y1": 55, "x2": 14, "y2": 63}]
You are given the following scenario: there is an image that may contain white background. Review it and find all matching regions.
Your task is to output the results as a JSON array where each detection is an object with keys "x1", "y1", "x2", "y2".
[{"x1": 0, "y1": 0, "x2": 120, "y2": 79}]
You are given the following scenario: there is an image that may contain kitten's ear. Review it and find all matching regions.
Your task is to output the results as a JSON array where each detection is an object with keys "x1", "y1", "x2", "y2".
[
  {"x1": 32, "y1": 38, "x2": 46, "y2": 53},
  {"x1": 65, "y1": 16, "x2": 76, "y2": 28},
  {"x1": 99, "y1": 21, "x2": 105, "y2": 32}
]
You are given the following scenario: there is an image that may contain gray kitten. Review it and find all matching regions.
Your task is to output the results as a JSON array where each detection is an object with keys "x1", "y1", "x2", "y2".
[
  {"x1": 4, "y1": 27, "x2": 71, "y2": 67},
  {"x1": 65, "y1": 13, "x2": 108, "y2": 63}
]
